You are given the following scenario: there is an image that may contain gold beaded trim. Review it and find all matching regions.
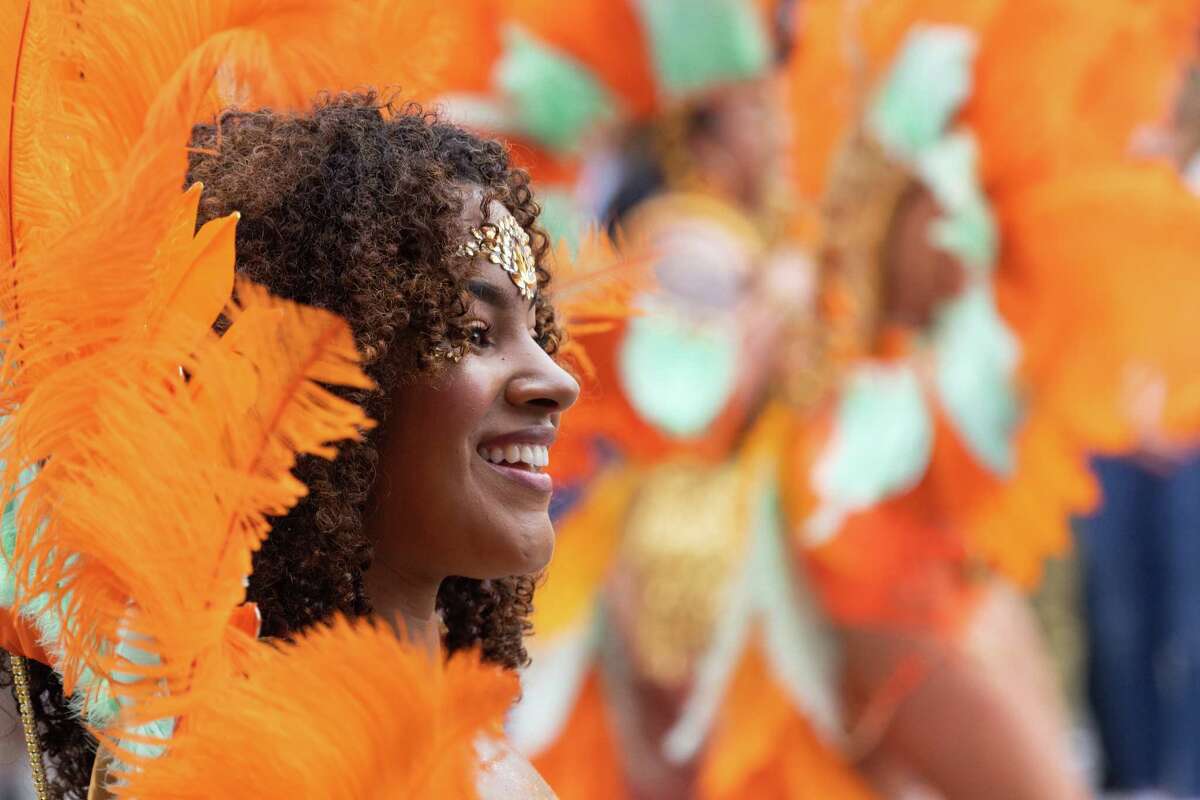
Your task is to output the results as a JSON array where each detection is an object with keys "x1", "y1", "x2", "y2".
[
  {"x1": 821, "y1": 130, "x2": 911, "y2": 354},
  {"x1": 10, "y1": 654, "x2": 49, "y2": 800},
  {"x1": 619, "y1": 461, "x2": 751, "y2": 687},
  {"x1": 782, "y1": 129, "x2": 912, "y2": 409},
  {"x1": 458, "y1": 216, "x2": 539, "y2": 300}
]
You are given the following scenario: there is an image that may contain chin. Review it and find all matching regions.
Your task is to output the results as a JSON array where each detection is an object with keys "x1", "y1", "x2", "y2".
[{"x1": 486, "y1": 517, "x2": 555, "y2": 577}]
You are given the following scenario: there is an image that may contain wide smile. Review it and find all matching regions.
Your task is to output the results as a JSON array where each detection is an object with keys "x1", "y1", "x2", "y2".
[{"x1": 476, "y1": 441, "x2": 553, "y2": 495}]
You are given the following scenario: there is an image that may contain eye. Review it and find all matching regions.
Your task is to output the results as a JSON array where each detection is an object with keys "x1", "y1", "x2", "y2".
[{"x1": 466, "y1": 321, "x2": 492, "y2": 348}]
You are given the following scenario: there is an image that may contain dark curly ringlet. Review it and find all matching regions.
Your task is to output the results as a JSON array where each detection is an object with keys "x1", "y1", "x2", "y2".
[{"x1": 11, "y1": 90, "x2": 561, "y2": 798}]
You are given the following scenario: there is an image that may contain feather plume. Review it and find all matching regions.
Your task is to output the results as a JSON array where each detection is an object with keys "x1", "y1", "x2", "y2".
[
  {"x1": 1, "y1": 0, "x2": 79, "y2": 307},
  {"x1": 496, "y1": 0, "x2": 658, "y2": 118},
  {"x1": 1, "y1": 0, "x2": 493, "y2": 388},
  {"x1": 0, "y1": 1, "x2": 393, "y2": 397},
  {"x1": 3, "y1": 265, "x2": 373, "y2": 734},
  {"x1": 0, "y1": 1, "x2": 378, "y2": 737},
  {"x1": 542, "y1": 229, "x2": 659, "y2": 483},
  {"x1": 10, "y1": 0, "x2": 470, "y2": 276},
  {"x1": 550, "y1": 227, "x2": 650, "y2": 326},
  {"x1": 119, "y1": 617, "x2": 517, "y2": 800},
  {"x1": 0, "y1": 0, "x2": 31, "y2": 266},
  {"x1": 962, "y1": 162, "x2": 1200, "y2": 583},
  {"x1": 548, "y1": 226, "x2": 652, "y2": 381},
  {"x1": 357, "y1": 0, "x2": 492, "y2": 102}
]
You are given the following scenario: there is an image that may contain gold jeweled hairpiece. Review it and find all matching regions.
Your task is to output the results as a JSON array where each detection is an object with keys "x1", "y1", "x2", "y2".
[{"x1": 458, "y1": 216, "x2": 539, "y2": 299}]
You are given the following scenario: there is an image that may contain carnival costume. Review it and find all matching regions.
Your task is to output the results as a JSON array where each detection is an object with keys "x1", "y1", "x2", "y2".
[{"x1": 789, "y1": 0, "x2": 1200, "y2": 633}]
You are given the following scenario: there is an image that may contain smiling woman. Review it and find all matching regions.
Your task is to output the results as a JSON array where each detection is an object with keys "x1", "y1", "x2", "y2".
[
  {"x1": 189, "y1": 92, "x2": 576, "y2": 659},
  {"x1": 18, "y1": 90, "x2": 578, "y2": 798}
]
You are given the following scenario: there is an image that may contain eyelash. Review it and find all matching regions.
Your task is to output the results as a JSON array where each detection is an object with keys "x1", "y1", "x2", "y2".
[{"x1": 466, "y1": 322, "x2": 492, "y2": 348}]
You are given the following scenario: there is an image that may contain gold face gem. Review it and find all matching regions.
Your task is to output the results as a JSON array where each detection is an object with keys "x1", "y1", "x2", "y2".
[{"x1": 458, "y1": 215, "x2": 538, "y2": 299}]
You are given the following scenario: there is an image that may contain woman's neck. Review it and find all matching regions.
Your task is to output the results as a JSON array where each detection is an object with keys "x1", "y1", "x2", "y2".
[{"x1": 363, "y1": 559, "x2": 442, "y2": 654}]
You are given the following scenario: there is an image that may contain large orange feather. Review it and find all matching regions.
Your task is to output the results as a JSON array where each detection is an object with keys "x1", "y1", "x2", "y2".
[
  {"x1": 4, "y1": 279, "x2": 371, "y2": 727},
  {"x1": 0, "y1": 0, "x2": 381, "y2": 748},
  {"x1": 120, "y1": 617, "x2": 518, "y2": 799},
  {"x1": 496, "y1": 0, "x2": 657, "y2": 117}
]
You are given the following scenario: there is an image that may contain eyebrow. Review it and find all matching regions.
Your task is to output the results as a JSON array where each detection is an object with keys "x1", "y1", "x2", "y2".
[
  {"x1": 466, "y1": 279, "x2": 507, "y2": 308},
  {"x1": 466, "y1": 278, "x2": 537, "y2": 310}
]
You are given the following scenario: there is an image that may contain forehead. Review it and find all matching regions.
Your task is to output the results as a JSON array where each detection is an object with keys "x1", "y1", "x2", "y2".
[
  {"x1": 456, "y1": 187, "x2": 537, "y2": 310},
  {"x1": 457, "y1": 185, "x2": 516, "y2": 232}
]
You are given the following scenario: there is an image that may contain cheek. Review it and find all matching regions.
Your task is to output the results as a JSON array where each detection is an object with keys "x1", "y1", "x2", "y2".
[
  {"x1": 414, "y1": 366, "x2": 497, "y2": 446},
  {"x1": 376, "y1": 362, "x2": 554, "y2": 577},
  {"x1": 439, "y1": 364, "x2": 557, "y2": 574},
  {"x1": 378, "y1": 368, "x2": 498, "y2": 529}
]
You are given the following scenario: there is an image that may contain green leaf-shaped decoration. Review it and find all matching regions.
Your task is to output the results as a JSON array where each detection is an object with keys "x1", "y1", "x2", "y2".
[
  {"x1": 633, "y1": 0, "x2": 770, "y2": 97},
  {"x1": 495, "y1": 25, "x2": 615, "y2": 153}
]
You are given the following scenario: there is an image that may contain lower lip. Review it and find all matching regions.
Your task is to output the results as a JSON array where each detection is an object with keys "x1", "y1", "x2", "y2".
[{"x1": 481, "y1": 459, "x2": 553, "y2": 494}]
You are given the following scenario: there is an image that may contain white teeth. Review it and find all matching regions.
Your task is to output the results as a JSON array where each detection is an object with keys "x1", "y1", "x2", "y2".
[
  {"x1": 476, "y1": 447, "x2": 505, "y2": 465},
  {"x1": 477, "y1": 443, "x2": 552, "y2": 468}
]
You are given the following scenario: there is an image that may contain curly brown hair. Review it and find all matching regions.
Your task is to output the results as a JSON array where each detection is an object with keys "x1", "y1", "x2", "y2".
[{"x1": 12, "y1": 91, "x2": 561, "y2": 798}]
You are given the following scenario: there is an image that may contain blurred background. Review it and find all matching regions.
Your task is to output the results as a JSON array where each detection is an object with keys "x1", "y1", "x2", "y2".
[{"x1": 457, "y1": 2, "x2": 1200, "y2": 798}]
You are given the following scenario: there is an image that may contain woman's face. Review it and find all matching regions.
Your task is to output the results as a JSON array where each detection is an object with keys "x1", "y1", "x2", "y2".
[{"x1": 371, "y1": 197, "x2": 579, "y2": 586}]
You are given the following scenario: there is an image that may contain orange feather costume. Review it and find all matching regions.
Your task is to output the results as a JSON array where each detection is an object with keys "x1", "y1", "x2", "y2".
[{"x1": 786, "y1": 0, "x2": 1200, "y2": 636}]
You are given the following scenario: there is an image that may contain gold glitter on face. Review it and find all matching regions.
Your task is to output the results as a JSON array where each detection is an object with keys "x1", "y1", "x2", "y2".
[{"x1": 458, "y1": 215, "x2": 539, "y2": 300}]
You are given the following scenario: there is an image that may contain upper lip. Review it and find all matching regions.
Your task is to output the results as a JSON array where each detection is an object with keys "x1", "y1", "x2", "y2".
[{"x1": 477, "y1": 426, "x2": 557, "y2": 449}]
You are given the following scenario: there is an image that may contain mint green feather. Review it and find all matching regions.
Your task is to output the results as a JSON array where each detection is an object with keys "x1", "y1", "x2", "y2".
[
  {"x1": 664, "y1": 480, "x2": 840, "y2": 762},
  {"x1": 812, "y1": 364, "x2": 933, "y2": 519},
  {"x1": 852, "y1": 24, "x2": 1020, "y2": 489},
  {"x1": 495, "y1": 25, "x2": 614, "y2": 153},
  {"x1": 868, "y1": 25, "x2": 977, "y2": 162},
  {"x1": 752, "y1": 489, "x2": 841, "y2": 737},
  {"x1": 932, "y1": 286, "x2": 1020, "y2": 475},
  {"x1": 807, "y1": 362, "x2": 938, "y2": 543},
  {"x1": 618, "y1": 308, "x2": 739, "y2": 438},
  {"x1": 632, "y1": 0, "x2": 770, "y2": 97},
  {"x1": 917, "y1": 132, "x2": 997, "y2": 275}
]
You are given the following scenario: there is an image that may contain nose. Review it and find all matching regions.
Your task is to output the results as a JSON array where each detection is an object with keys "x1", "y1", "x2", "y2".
[{"x1": 505, "y1": 341, "x2": 580, "y2": 415}]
